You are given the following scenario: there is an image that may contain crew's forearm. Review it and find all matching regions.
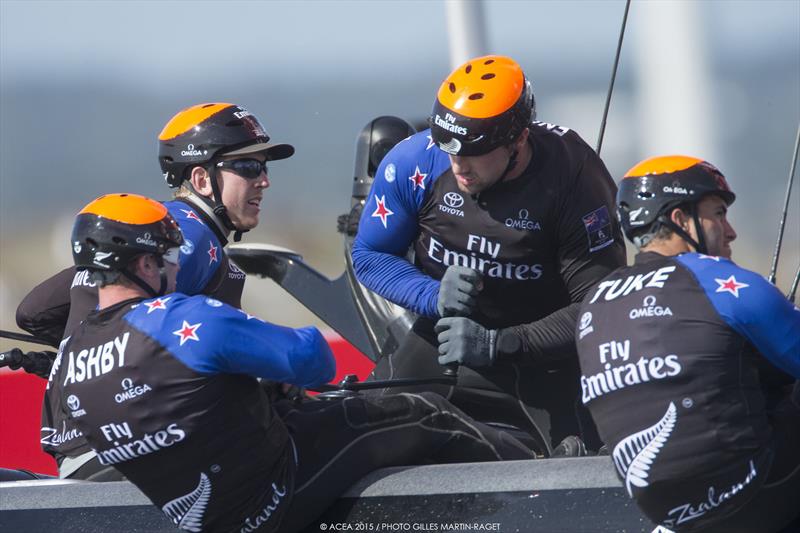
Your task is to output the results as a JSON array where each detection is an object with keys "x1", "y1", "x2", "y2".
[{"x1": 495, "y1": 302, "x2": 580, "y2": 365}]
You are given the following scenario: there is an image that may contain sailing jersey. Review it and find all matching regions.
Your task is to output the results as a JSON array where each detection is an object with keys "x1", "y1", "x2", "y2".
[
  {"x1": 352, "y1": 122, "x2": 626, "y2": 331},
  {"x1": 576, "y1": 252, "x2": 800, "y2": 529},
  {"x1": 24, "y1": 196, "x2": 248, "y2": 465},
  {"x1": 57, "y1": 293, "x2": 334, "y2": 532}
]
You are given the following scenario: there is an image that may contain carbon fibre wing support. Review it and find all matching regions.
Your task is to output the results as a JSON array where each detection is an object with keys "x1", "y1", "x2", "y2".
[{"x1": 227, "y1": 243, "x2": 381, "y2": 361}]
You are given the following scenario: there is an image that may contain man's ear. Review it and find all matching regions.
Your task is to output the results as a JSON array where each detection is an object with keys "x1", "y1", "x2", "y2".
[
  {"x1": 131, "y1": 254, "x2": 155, "y2": 277},
  {"x1": 188, "y1": 166, "x2": 214, "y2": 198},
  {"x1": 669, "y1": 206, "x2": 691, "y2": 232}
]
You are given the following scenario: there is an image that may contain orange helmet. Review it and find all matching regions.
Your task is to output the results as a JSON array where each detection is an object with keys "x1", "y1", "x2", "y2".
[
  {"x1": 158, "y1": 103, "x2": 294, "y2": 188},
  {"x1": 429, "y1": 55, "x2": 534, "y2": 156},
  {"x1": 72, "y1": 193, "x2": 184, "y2": 272},
  {"x1": 617, "y1": 155, "x2": 735, "y2": 250}
]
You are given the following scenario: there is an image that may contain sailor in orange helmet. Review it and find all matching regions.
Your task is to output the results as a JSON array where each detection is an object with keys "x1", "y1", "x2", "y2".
[
  {"x1": 17, "y1": 104, "x2": 295, "y2": 480},
  {"x1": 353, "y1": 55, "x2": 627, "y2": 455},
  {"x1": 577, "y1": 155, "x2": 800, "y2": 531}
]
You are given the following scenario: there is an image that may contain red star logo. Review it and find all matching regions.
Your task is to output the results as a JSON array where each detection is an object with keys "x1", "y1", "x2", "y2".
[
  {"x1": 425, "y1": 135, "x2": 436, "y2": 150},
  {"x1": 715, "y1": 275, "x2": 749, "y2": 297},
  {"x1": 698, "y1": 254, "x2": 720, "y2": 261},
  {"x1": 173, "y1": 320, "x2": 201, "y2": 346},
  {"x1": 180, "y1": 209, "x2": 203, "y2": 223},
  {"x1": 208, "y1": 242, "x2": 218, "y2": 264},
  {"x1": 144, "y1": 297, "x2": 171, "y2": 314},
  {"x1": 409, "y1": 166, "x2": 427, "y2": 190},
  {"x1": 371, "y1": 195, "x2": 394, "y2": 228}
]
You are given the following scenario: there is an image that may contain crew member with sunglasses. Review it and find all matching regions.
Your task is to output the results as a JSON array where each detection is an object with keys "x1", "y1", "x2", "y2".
[{"x1": 16, "y1": 103, "x2": 292, "y2": 480}]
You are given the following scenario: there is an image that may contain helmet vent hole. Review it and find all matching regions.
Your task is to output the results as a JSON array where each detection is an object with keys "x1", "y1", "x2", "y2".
[
  {"x1": 202, "y1": 104, "x2": 215, "y2": 108},
  {"x1": 638, "y1": 191, "x2": 654, "y2": 199},
  {"x1": 112, "y1": 236, "x2": 127, "y2": 245},
  {"x1": 468, "y1": 93, "x2": 484, "y2": 100},
  {"x1": 86, "y1": 238, "x2": 98, "y2": 248},
  {"x1": 484, "y1": 59, "x2": 495, "y2": 65},
  {"x1": 465, "y1": 64, "x2": 472, "y2": 74},
  {"x1": 448, "y1": 82, "x2": 456, "y2": 93},
  {"x1": 226, "y1": 119, "x2": 243, "y2": 127},
  {"x1": 481, "y1": 73, "x2": 495, "y2": 80}
]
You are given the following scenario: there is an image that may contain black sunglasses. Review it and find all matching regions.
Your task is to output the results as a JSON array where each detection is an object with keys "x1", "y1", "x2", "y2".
[{"x1": 215, "y1": 158, "x2": 268, "y2": 180}]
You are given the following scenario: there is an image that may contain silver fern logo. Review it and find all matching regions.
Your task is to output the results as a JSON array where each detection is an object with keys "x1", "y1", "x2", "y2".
[
  {"x1": 613, "y1": 402, "x2": 677, "y2": 497},
  {"x1": 162, "y1": 472, "x2": 212, "y2": 532}
]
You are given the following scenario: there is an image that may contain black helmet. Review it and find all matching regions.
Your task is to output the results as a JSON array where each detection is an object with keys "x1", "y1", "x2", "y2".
[
  {"x1": 429, "y1": 55, "x2": 534, "y2": 156},
  {"x1": 353, "y1": 116, "x2": 416, "y2": 199},
  {"x1": 617, "y1": 155, "x2": 736, "y2": 250},
  {"x1": 158, "y1": 103, "x2": 294, "y2": 188},
  {"x1": 72, "y1": 193, "x2": 184, "y2": 271}
]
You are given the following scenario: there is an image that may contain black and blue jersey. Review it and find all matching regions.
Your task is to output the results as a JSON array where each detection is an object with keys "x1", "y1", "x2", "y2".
[
  {"x1": 29, "y1": 196, "x2": 249, "y2": 466},
  {"x1": 353, "y1": 122, "x2": 626, "y2": 348},
  {"x1": 57, "y1": 293, "x2": 334, "y2": 532},
  {"x1": 576, "y1": 251, "x2": 800, "y2": 529}
]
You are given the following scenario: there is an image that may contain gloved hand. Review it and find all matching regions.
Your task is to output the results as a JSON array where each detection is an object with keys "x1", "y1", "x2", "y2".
[
  {"x1": 435, "y1": 317, "x2": 497, "y2": 368},
  {"x1": 437, "y1": 265, "x2": 483, "y2": 318},
  {"x1": 260, "y1": 379, "x2": 309, "y2": 403},
  {"x1": 3, "y1": 349, "x2": 56, "y2": 379}
]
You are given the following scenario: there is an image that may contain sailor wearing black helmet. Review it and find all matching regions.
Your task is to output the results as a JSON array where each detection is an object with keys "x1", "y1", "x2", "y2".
[
  {"x1": 54, "y1": 193, "x2": 534, "y2": 533},
  {"x1": 576, "y1": 155, "x2": 800, "y2": 532},
  {"x1": 16, "y1": 103, "x2": 294, "y2": 479},
  {"x1": 352, "y1": 55, "x2": 626, "y2": 454}
]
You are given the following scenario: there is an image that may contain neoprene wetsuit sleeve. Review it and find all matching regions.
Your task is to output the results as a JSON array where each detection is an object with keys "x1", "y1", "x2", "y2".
[
  {"x1": 351, "y1": 131, "x2": 450, "y2": 317},
  {"x1": 497, "y1": 302, "x2": 581, "y2": 365},
  {"x1": 16, "y1": 267, "x2": 75, "y2": 347},
  {"x1": 496, "y1": 142, "x2": 626, "y2": 366}
]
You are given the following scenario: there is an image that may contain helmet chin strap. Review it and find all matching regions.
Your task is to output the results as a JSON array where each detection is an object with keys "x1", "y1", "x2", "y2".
[
  {"x1": 206, "y1": 165, "x2": 249, "y2": 243},
  {"x1": 658, "y1": 203, "x2": 708, "y2": 255},
  {"x1": 497, "y1": 132, "x2": 529, "y2": 184},
  {"x1": 499, "y1": 147, "x2": 519, "y2": 182},
  {"x1": 121, "y1": 255, "x2": 168, "y2": 298}
]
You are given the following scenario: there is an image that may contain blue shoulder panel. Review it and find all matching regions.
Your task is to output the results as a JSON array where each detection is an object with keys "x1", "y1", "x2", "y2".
[
  {"x1": 351, "y1": 129, "x2": 452, "y2": 317},
  {"x1": 678, "y1": 253, "x2": 800, "y2": 377},
  {"x1": 165, "y1": 201, "x2": 223, "y2": 296},
  {"x1": 123, "y1": 294, "x2": 336, "y2": 387}
]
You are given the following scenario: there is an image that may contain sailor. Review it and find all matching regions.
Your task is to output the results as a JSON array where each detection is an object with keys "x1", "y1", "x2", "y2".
[
  {"x1": 352, "y1": 55, "x2": 626, "y2": 453},
  {"x1": 56, "y1": 193, "x2": 534, "y2": 532},
  {"x1": 575, "y1": 155, "x2": 800, "y2": 532},
  {"x1": 17, "y1": 103, "x2": 293, "y2": 479}
]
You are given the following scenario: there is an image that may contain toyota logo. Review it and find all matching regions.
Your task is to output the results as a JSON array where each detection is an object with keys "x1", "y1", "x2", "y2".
[
  {"x1": 643, "y1": 295, "x2": 657, "y2": 307},
  {"x1": 67, "y1": 395, "x2": 80, "y2": 411},
  {"x1": 443, "y1": 192, "x2": 464, "y2": 208}
]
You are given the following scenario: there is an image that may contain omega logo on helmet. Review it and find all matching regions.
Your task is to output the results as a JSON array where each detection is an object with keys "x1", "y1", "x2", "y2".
[
  {"x1": 180, "y1": 143, "x2": 205, "y2": 157},
  {"x1": 136, "y1": 232, "x2": 158, "y2": 247}
]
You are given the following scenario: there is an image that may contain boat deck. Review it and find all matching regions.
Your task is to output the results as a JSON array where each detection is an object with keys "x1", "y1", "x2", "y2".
[{"x1": 0, "y1": 457, "x2": 660, "y2": 532}]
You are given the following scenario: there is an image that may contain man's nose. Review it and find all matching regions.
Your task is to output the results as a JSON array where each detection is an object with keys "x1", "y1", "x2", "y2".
[
  {"x1": 725, "y1": 220, "x2": 737, "y2": 242},
  {"x1": 255, "y1": 172, "x2": 270, "y2": 189},
  {"x1": 450, "y1": 156, "x2": 468, "y2": 173}
]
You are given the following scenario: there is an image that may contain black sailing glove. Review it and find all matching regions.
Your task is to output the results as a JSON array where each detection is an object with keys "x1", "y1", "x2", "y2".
[
  {"x1": 435, "y1": 317, "x2": 497, "y2": 368},
  {"x1": 3, "y1": 348, "x2": 56, "y2": 379},
  {"x1": 436, "y1": 266, "x2": 483, "y2": 318}
]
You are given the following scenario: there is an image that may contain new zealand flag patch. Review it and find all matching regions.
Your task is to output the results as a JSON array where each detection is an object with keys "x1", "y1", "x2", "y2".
[{"x1": 582, "y1": 206, "x2": 614, "y2": 253}]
